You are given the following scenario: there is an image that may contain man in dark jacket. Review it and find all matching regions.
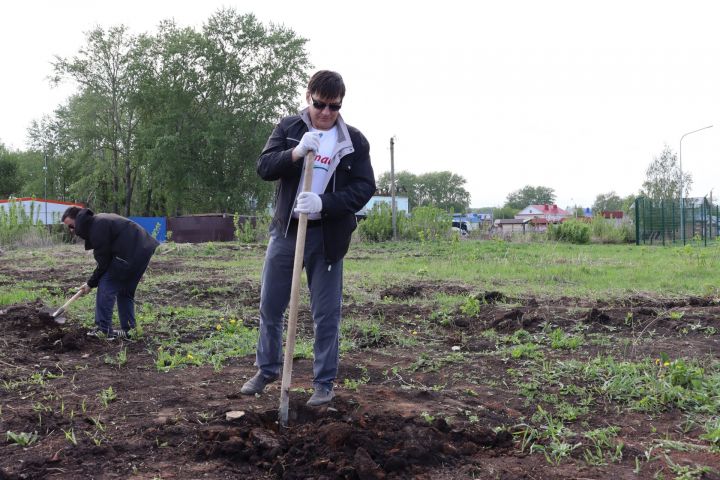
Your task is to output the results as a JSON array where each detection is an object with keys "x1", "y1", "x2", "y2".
[
  {"x1": 62, "y1": 207, "x2": 159, "y2": 340},
  {"x1": 240, "y1": 70, "x2": 375, "y2": 406}
]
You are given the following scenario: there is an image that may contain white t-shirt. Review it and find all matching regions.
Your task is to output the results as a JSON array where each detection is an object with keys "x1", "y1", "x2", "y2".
[
  {"x1": 309, "y1": 125, "x2": 338, "y2": 196},
  {"x1": 296, "y1": 126, "x2": 337, "y2": 220}
]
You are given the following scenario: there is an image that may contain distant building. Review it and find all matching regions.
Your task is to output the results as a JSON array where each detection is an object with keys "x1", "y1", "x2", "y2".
[
  {"x1": 493, "y1": 218, "x2": 531, "y2": 233},
  {"x1": 358, "y1": 195, "x2": 409, "y2": 217},
  {"x1": 601, "y1": 210, "x2": 624, "y2": 226},
  {"x1": 515, "y1": 204, "x2": 571, "y2": 222},
  {"x1": 452, "y1": 212, "x2": 492, "y2": 231},
  {"x1": 0, "y1": 197, "x2": 84, "y2": 225},
  {"x1": 528, "y1": 217, "x2": 553, "y2": 231},
  {"x1": 601, "y1": 211, "x2": 624, "y2": 219}
]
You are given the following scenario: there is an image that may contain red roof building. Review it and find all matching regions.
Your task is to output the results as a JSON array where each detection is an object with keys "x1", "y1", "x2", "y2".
[
  {"x1": 601, "y1": 211, "x2": 624, "y2": 219},
  {"x1": 515, "y1": 204, "x2": 571, "y2": 222}
]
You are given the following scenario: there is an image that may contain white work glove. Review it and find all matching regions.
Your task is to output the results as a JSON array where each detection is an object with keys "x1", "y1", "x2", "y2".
[
  {"x1": 293, "y1": 132, "x2": 321, "y2": 159},
  {"x1": 294, "y1": 192, "x2": 323, "y2": 214}
]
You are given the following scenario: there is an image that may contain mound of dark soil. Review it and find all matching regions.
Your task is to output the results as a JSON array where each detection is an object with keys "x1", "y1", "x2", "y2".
[
  {"x1": 0, "y1": 301, "x2": 55, "y2": 331},
  {"x1": 199, "y1": 398, "x2": 512, "y2": 479}
]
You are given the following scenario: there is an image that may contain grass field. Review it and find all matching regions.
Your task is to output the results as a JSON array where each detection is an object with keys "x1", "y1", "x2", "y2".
[{"x1": 344, "y1": 239, "x2": 720, "y2": 297}]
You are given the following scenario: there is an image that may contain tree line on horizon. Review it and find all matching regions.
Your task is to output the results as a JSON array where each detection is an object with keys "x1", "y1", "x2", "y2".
[{"x1": 371, "y1": 143, "x2": 689, "y2": 220}]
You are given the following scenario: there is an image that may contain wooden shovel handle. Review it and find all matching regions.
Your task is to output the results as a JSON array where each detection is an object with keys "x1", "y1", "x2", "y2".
[
  {"x1": 53, "y1": 288, "x2": 86, "y2": 317},
  {"x1": 279, "y1": 150, "x2": 315, "y2": 426}
]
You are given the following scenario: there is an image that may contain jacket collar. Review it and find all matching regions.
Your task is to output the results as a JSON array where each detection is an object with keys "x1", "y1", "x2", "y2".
[{"x1": 299, "y1": 108, "x2": 354, "y2": 156}]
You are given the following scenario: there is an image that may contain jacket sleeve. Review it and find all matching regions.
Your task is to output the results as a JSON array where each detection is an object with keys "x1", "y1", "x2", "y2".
[
  {"x1": 257, "y1": 121, "x2": 302, "y2": 181},
  {"x1": 86, "y1": 219, "x2": 113, "y2": 288},
  {"x1": 319, "y1": 132, "x2": 376, "y2": 219}
]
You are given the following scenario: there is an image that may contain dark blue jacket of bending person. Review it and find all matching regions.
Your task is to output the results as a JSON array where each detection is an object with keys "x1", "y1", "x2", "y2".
[{"x1": 73, "y1": 208, "x2": 160, "y2": 288}]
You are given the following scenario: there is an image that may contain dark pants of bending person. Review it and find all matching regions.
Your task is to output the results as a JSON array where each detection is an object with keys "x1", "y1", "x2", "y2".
[{"x1": 94, "y1": 257, "x2": 151, "y2": 334}]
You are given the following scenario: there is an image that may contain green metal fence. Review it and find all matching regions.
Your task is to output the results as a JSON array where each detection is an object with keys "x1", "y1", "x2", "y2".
[{"x1": 635, "y1": 196, "x2": 719, "y2": 246}]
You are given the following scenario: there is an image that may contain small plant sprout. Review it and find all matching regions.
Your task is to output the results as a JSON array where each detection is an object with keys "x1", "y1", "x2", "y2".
[
  {"x1": 196, "y1": 411, "x2": 216, "y2": 424},
  {"x1": 62, "y1": 428, "x2": 77, "y2": 446},
  {"x1": 99, "y1": 387, "x2": 117, "y2": 408},
  {"x1": 420, "y1": 411, "x2": 435, "y2": 423},
  {"x1": 90, "y1": 415, "x2": 106, "y2": 432},
  {"x1": 460, "y1": 295, "x2": 481, "y2": 317},
  {"x1": 669, "y1": 310, "x2": 685, "y2": 320},
  {"x1": 6, "y1": 431, "x2": 38, "y2": 447},
  {"x1": 104, "y1": 348, "x2": 128, "y2": 367},
  {"x1": 343, "y1": 377, "x2": 368, "y2": 391}
]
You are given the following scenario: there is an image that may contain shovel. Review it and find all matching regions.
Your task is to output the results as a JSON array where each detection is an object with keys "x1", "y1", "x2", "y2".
[
  {"x1": 278, "y1": 150, "x2": 315, "y2": 427},
  {"x1": 40, "y1": 287, "x2": 86, "y2": 325}
]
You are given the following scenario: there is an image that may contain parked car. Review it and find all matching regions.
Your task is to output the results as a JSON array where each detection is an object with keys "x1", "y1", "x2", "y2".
[{"x1": 451, "y1": 220, "x2": 469, "y2": 236}]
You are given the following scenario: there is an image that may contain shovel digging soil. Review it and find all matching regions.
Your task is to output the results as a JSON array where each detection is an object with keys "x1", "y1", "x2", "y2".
[
  {"x1": 278, "y1": 149, "x2": 315, "y2": 427},
  {"x1": 39, "y1": 288, "x2": 86, "y2": 325}
]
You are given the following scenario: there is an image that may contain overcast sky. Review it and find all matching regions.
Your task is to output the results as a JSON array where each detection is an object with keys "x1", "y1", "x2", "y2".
[{"x1": 2, "y1": 0, "x2": 720, "y2": 209}]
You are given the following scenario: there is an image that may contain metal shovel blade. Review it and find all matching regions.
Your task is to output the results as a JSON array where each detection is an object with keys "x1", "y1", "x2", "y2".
[
  {"x1": 38, "y1": 307, "x2": 66, "y2": 325},
  {"x1": 39, "y1": 288, "x2": 85, "y2": 325}
]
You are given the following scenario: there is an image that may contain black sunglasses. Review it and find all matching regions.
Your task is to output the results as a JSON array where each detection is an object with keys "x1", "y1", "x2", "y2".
[{"x1": 311, "y1": 97, "x2": 342, "y2": 112}]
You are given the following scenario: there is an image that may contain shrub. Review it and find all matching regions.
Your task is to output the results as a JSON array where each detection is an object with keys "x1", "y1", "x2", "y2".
[
  {"x1": 359, "y1": 204, "x2": 456, "y2": 242},
  {"x1": 233, "y1": 213, "x2": 270, "y2": 243},
  {"x1": 547, "y1": 219, "x2": 590, "y2": 244},
  {"x1": 403, "y1": 205, "x2": 451, "y2": 241},
  {"x1": 358, "y1": 202, "x2": 396, "y2": 242},
  {"x1": 590, "y1": 216, "x2": 634, "y2": 244}
]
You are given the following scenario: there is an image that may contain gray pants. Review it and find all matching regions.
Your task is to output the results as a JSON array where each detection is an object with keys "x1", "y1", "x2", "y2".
[{"x1": 255, "y1": 225, "x2": 343, "y2": 389}]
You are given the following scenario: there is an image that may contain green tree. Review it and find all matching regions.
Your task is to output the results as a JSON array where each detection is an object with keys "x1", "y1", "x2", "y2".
[
  {"x1": 504, "y1": 185, "x2": 555, "y2": 210},
  {"x1": 0, "y1": 144, "x2": 21, "y2": 197},
  {"x1": 376, "y1": 170, "x2": 419, "y2": 205},
  {"x1": 135, "y1": 11, "x2": 308, "y2": 215},
  {"x1": 30, "y1": 9, "x2": 310, "y2": 216},
  {"x1": 640, "y1": 144, "x2": 691, "y2": 199},
  {"x1": 621, "y1": 194, "x2": 637, "y2": 214},
  {"x1": 376, "y1": 170, "x2": 470, "y2": 212},
  {"x1": 492, "y1": 205, "x2": 519, "y2": 219},
  {"x1": 27, "y1": 105, "x2": 89, "y2": 203},
  {"x1": 415, "y1": 171, "x2": 470, "y2": 212},
  {"x1": 13, "y1": 150, "x2": 47, "y2": 198},
  {"x1": 591, "y1": 191, "x2": 624, "y2": 213},
  {"x1": 51, "y1": 25, "x2": 147, "y2": 215}
]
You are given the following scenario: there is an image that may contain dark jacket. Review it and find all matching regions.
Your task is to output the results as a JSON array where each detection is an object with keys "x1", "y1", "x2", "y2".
[
  {"x1": 257, "y1": 111, "x2": 376, "y2": 263},
  {"x1": 73, "y1": 209, "x2": 160, "y2": 288}
]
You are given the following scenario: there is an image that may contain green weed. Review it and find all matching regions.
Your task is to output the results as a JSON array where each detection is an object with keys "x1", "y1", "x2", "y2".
[
  {"x1": 98, "y1": 387, "x2": 117, "y2": 408},
  {"x1": 6, "y1": 431, "x2": 38, "y2": 446}
]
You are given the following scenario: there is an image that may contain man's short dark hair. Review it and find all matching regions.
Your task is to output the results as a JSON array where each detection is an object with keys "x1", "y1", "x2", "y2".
[
  {"x1": 62, "y1": 206, "x2": 81, "y2": 222},
  {"x1": 308, "y1": 70, "x2": 345, "y2": 100}
]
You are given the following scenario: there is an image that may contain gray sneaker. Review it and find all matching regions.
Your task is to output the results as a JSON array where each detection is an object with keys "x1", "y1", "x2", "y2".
[
  {"x1": 240, "y1": 371, "x2": 278, "y2": 395},
  {"x1": 307, "y1": 386, "x2": 335, "y2": 406}
]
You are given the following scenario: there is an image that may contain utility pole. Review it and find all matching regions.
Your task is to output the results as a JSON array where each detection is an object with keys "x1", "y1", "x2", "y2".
[
  {"x1": 43, "y1": 153, "x2": 48, "y2": 225},
  {"x1": 390, "y1": 136, "x2": 397, "y2": 240}
]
